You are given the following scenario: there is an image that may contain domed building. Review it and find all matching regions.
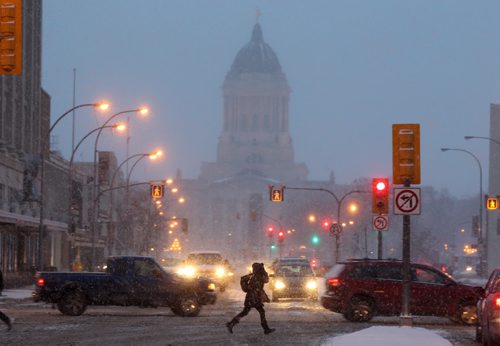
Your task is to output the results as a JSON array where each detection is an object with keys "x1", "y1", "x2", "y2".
[
  {"x1": 200, "y1": 23, "x2": 308, "y2": 182},
  {"x1": 173, "y1": 23, "x2": 336, "y2": 263}
]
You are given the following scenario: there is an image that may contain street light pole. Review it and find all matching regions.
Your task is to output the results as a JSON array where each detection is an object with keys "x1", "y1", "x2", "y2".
[
  {"x1": 464, "y1": 135, "x2": 500, "y2": 273},
  {"x1": 37, "y1": 102, "x2": 109, "y2": 271},
  {"x1": 107, "y1": 151, "x2": 161, "y2": 255},
  {"x1": 90, "y1": 108, "x2": 148, "y2": 269},
  {"x1": 441, "y1": 147, "x2": 484, "y2": 274},
  {"x1": 67, "y1": 124, "x2": 125, "y2": 232}
]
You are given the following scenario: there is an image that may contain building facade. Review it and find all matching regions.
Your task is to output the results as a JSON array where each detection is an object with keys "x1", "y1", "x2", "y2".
[{"x1": 174, "y1": 23, "x2": 360, "y2": 265}]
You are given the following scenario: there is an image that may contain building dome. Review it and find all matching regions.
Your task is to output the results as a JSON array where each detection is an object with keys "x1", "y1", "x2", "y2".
[{"x1": 226, "y1": 23, "x2": 282, "y2": 78}]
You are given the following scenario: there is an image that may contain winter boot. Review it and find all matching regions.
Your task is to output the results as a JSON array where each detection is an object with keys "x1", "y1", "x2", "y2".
[
  {"x1": 264, "y1": 327, "x2": 276, "y2": 334},
  {"x1": 226, "y1": 319, "x2": 238, "y2": 334},
  {"x1": 262, "y1": 323, "x2": 275, "y2": 334}
]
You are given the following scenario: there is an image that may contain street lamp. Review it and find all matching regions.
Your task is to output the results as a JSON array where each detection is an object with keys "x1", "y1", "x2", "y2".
[
  {"x1": 441, "y1": 147, "x2": 484, "y2": 274},
  {"x1": 37, "y1": 102, "x2": 110, "y2": 270},
  {"x1": 464, "y1": 135, "x2": 500, "y2": 147},
  {"x1": 90, "y1": 107, "x2": 148, "y2": 268},
  {"x1": 464, "y1": 135, "x2": 500, "y2": 273},
  {"x1": 67, "y1": 123, "x2": 126, "y2": 232}
]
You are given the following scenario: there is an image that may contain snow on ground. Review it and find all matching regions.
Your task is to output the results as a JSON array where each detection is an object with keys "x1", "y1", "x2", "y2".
[
  {"x1": 0, "y1": 286, "x2": 34, "y2": 300},
  {"x1": 322, "y1": 326, "x2": 451, "y2": 346}
]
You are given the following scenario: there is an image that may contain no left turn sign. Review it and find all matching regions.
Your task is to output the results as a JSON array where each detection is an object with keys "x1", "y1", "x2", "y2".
[{"x1": 394, "y1": 188, "x2": 421, "y2": 215}]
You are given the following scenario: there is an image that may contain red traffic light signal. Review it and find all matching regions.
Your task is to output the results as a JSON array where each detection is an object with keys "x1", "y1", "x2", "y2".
[
  {"x1": 372, "y1": 178, "x2": 389, "y2": 214},
  {"x1": 277, "y1": 230, "x2": 285, "y2": 243},
  {"x1": 266, "y1": 226, "x2": 274, "y2": 238},
  {"x1": 311, "y1": 259, "x2": 318, "y2": 268}
]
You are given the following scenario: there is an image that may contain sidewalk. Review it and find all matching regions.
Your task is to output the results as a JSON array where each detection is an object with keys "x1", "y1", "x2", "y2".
[{"x1": 0, "y1": 286, "x2": 34, "y2": 300}]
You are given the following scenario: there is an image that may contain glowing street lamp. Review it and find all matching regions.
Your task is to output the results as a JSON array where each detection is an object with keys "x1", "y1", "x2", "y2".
[{"x1": 38, "y1": 101, "x2": 111, "y2": 270}]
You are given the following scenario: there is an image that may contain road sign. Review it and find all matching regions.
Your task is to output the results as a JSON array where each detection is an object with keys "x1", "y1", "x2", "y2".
[
  {"x1": 392, "y1": 124, "x2": 420, "y2": 185},
  {"x1": 329, "y1": 223, "x2": 342, "y2": 236},
  {"x1": 394, "y1": 188, "x2": 421, "y2": 215},
  {"x1": 372, "y1": 215, "x2": 389, "y2": 231}
]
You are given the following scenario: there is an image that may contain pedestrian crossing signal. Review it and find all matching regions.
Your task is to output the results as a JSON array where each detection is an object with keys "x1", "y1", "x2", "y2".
[
  {"x1": 150, "y1": 183, "x2": 164, "y2": 198},
  {"x1": 269, "y1": 185, "x2": 284, "y2": 202},
  {"x1": 486, "y1": 197, "x2": 498, "y2": 210}
]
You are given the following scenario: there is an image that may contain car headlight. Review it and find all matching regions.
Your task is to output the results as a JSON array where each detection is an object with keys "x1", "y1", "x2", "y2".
[
  {"x1": 177, "y1": 265, "x2": 197, "y2": 278},
  {"x1": 215, "y1": 267, "x2": 226, "y2": 277},
  {"x1": 208, "y1": 283, "x2": 216, "y2": 291},
  {"x1": 306, "y1": 280, "x2": 318, "y2": 290},
  {"x1": 274, "y1": 280, "x2": 286, "y2": 290}
]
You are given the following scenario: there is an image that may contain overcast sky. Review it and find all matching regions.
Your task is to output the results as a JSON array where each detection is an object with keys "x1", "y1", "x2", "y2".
[{"x1": 42, "y1": 0, "x2": 500, "y2": 198}]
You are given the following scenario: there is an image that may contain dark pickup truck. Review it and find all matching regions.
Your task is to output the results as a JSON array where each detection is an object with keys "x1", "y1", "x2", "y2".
[{"x1": 32, "y1": 256, "x2": 216, "y2": 317}]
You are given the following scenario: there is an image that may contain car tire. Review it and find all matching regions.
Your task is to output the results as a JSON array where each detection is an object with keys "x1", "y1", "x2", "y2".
[
  {"x1": 173, "y1": 295, "x2": 201, "y2": 317},
  {"x1": 456, "y1": 303, "x2": 478, "y2": 326},
  {"x1": 57, "y1": 289, "x2": 88, "y2": 316},
  {"x1": 345, "y1": 296, "x2": 374, "y2": 322}
]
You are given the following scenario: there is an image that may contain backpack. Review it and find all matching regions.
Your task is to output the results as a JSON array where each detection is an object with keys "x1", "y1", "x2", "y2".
[{"x1": 240, "y1": 273, "x2": 253, "y2": 292}]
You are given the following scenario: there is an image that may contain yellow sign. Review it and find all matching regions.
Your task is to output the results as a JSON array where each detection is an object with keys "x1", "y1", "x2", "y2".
[
  {"x1": 0, "y1": 0, "x2": 23, "y2": 75},
  {"x1": 486, "y1": 197, "x2": 498, "y2": 210},
  {"x1": 150, "y1": 184, "x2": 164, "y2": 198},
  {"x1": 392, "y1": 124, "x2": 421, "y2": 185}
]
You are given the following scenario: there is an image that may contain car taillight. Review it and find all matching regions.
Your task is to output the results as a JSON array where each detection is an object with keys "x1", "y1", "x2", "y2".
[
  {"x1": 495, "y1": 295, "x2": 500, "y2": 308},
  {"x1": 37, "y1": 278, "x2": 45, "y2": 286},
  {"x1": 327, "y1": 278, "x2": 341, "y2": 287}
]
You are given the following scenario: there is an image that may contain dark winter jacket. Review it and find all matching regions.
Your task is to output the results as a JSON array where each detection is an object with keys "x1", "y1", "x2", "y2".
[{"x1": 244, "y1": 263, "x2": 270, "y2": 308}]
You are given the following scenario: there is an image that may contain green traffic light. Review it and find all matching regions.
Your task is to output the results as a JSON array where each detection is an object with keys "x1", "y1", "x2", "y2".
[
  {"x1": 271, "y1": 245, "x2": 277, "y2": 250},
  {"x1": 312, "y1": 235, "x2": 320, "y2": 244}
]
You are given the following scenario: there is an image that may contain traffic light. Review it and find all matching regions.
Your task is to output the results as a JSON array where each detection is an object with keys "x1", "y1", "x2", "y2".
[
  {"x1": 270, "y1": 244, "x2": 277, "y2": 251},
  {"x1": 321, "y1": 219, "x2": 331, "y2": 231},
  {"x1": 150, "y1": 183, "x2": 165, "y2": 198},
  {"x1": 0, "y1": 0, "x2": 22, "y2": 75},
  {"x1": 266, "y1": 226, "x2": 274, "y2": 238},
  {"x1": 269, "y1": 185, "x2": 284, "y2": 202},
  {"x1": 310, "y1": 259, "x2": 318, "y2": 268},
  {"x1": 278, "y1": 230, "x2": 285, "y2": 243},
  {"x1": 372, "y1": 178, "x2": 389, "y2": 214},
  {"x1": 311, "y1": 234, "x2": 320, "y2": 245}
]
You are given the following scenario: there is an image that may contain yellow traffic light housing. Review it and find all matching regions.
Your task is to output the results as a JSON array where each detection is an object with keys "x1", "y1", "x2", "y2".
[
  {"x1": 0, "y1": 0, "x2": 22, "y2": 75},
  {"x1": 150, "y1": 183, "x2": 164, "y2": 199},
  {"x1": 269, "y1": 185, "x2": 284, "y2": 202},
  {"x1": 486, "y1": 197, "x2": 498, "y2": 210},
  {"x1": 372, "y1": 178, "x2": 389, "y2": 214}
]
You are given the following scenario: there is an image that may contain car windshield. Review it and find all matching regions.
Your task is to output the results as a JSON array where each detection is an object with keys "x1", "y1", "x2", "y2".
[
  {"x1": 186, "y1": 254, "x2": 223, "y2": 265},
  {"x1": 277, "y1": 264, "x2": 313, "y2": 276}
]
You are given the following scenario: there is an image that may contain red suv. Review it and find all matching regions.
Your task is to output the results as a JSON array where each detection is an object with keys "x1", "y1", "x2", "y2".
[
  {"x1": 321, "y1": 259, "x2": 483, "y2": 325},
  {"x1": 476, "y1": 268, "x2": 500, "y2": 344}
]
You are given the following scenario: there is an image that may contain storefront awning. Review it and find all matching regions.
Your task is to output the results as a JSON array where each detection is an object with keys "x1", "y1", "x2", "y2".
[{"x1": 0, "y1": 209, "x2": 68, "y2": 232}]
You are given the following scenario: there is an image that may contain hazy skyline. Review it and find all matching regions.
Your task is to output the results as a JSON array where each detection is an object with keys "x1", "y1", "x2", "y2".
[{"x1": 42, "y1": 1, "x2": 500, "y2": 198}]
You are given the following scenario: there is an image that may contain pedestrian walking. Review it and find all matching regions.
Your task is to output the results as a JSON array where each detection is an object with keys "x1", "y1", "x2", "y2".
[
  {"x1": 0, "y1": 268, "x2": 12, "y2": 331},
  {"x1": 226, "y1": 262, "x2": 275, "y2": 335}
]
